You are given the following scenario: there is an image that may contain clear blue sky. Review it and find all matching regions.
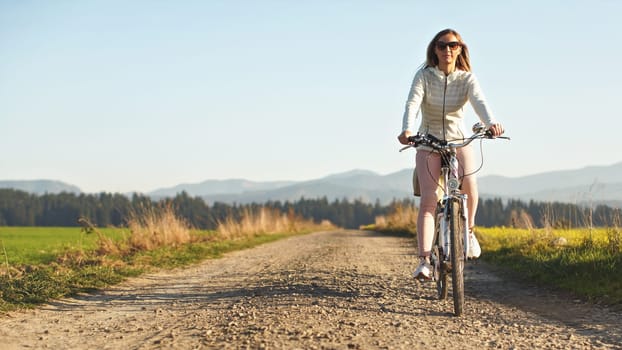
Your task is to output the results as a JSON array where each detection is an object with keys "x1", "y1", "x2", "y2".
[{"x1": 2, "y1": 1, "x2": 621, "y2": 193}]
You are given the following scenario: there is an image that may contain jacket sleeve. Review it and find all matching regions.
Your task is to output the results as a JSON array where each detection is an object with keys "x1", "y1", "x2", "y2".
[
  {"x1": 467, "y1": 73, "x2": 496, "y2": 127},
  {"x1": 402, "y1": 69, "x2": 425, "y2": 132}
]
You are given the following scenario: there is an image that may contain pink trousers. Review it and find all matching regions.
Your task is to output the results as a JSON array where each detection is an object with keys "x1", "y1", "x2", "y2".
[{"x1": 415, "y1": 145, "x2": 478, "y2": 257}]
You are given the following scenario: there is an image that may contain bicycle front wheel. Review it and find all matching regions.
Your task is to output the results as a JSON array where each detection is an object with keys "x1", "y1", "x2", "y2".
[
  {"x1": 433, "y1": 203, "x2": 448, "y2": 300},
  {"x1": 449, "y1": 198, "x2": 465, "y2": 316},
  {"x1": 433, "y1": 245, "x2": 448, "y2": 300}
]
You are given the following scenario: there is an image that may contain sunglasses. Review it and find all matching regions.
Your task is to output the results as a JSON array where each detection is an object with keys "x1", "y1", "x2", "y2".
[{"x1": 436, "y1": 41, "x2": 462, "y2": 51}]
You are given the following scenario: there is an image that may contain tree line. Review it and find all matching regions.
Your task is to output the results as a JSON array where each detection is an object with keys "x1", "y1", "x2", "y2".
[
  {"x1": 0, "y1": 189, "x2": 619, "y2": 229},
  {"x1": 477, "y1": 198, "x2": 620, "y2": 229},
  {"x1": 0, "y1": 189, "x2": 388, "y2": 229}
]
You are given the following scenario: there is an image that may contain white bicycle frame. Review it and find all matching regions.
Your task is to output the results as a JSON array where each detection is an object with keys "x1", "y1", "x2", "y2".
[{"x1": 437, "y1": 147, "x2": 470, "y2": 261}]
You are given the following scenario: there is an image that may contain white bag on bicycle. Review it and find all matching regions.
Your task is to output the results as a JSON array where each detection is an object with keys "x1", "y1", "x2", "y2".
[{"x1": 468, "y1": 232, "x2": 481, "y2": 258}]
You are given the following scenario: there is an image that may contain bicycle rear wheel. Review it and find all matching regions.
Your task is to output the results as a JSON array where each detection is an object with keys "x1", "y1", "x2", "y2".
[{"x1": 449, "y1": 198, "x2": 465, "y2": 316}]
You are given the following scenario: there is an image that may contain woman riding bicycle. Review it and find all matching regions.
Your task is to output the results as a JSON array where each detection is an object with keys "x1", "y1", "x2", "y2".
[{"x1": 397, "y1": 28, "x2": 505, "y2": 280}]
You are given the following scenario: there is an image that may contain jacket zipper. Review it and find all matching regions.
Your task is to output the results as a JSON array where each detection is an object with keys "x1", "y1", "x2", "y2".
[{"x1": 441, "y1": 74, "x2": 448, "y2": 141}]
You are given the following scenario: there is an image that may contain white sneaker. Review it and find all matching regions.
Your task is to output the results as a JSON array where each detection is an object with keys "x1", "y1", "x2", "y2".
[
  {"x1": 468, "y1": 231, "x2": 481, "y2": 259},
  {"x1": 413, "y1": 260, "x2": 432, "y2": 281}
]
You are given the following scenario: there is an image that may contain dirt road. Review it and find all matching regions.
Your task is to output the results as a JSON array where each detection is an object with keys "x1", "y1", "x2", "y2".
[{"x1": 1, "y1": 230, "x2": 620, "y2": 349}]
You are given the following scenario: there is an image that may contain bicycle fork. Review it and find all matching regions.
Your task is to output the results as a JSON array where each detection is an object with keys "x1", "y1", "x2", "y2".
[
  {"x1": 437, "y1": 194, "x2": 470, "y2": 262},
  {"x1": 461, "y1": 194, "x2": 470, "y2": 260}
]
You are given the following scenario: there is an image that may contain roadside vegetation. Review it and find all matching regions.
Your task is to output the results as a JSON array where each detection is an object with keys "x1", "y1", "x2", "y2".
[
  {"x1": 370, "y1": 204, "x2": 622, "y2": 307},
  {"x1": 478, "y1": 226, "x2": 622, "y2": 306},
  {"x1": 0, "y1": 205, "x2": 333, "y2": 311}
]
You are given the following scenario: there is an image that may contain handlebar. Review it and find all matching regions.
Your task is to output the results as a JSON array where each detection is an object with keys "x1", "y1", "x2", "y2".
[{"x1": 399, "y1": 124, "x2": 510, "y2": 152}]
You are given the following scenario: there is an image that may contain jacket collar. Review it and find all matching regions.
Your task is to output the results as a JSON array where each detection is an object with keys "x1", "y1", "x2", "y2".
[{"x1": 428, "y1": 66, "x2": 464, "y2": 81}]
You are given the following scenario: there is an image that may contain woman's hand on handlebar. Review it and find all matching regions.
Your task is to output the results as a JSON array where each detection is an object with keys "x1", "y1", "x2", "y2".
[
  {"x1": 398, "y1": 130, "x2": 413, "y2": 145},
  {"x1": 488, "y1": 123, "x2": 505, "y2": 137}
]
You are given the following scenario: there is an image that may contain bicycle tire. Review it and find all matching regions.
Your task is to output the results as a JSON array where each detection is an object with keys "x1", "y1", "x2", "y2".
[
  {"x1": 449, "y1": 198, "x2": 465, "y2": 316},
  {"x1": 433, "y1": 245, "x2": 448, "y2": 300},
  {"x1": 433, "y1": 203, "x2": 448, "y2": 300}
]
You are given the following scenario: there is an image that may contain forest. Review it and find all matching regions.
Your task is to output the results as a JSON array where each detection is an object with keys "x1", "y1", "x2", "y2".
[{"x1": 0, "y1": 189, "x2": 619, "y2": 229}]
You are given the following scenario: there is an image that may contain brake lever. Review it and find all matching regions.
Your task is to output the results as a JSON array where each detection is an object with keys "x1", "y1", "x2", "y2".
[{"x1": 486, "y1": 134, "x2": 511, "y2": 140}]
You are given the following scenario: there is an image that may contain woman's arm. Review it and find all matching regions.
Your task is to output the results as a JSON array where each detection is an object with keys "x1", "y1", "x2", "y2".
[
  {"x1": 402, "y1": 69, "x2": 426, "y2": 133},
  {"x1": 467, "y1": 73, "x2": 504, "y2": 136},
  {"x1": 399, "y1": 69, "x2": 426, "y2": 144}
]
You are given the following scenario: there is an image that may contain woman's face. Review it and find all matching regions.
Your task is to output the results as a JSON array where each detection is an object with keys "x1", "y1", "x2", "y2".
[{"x1": 434, "y1": 33, "x2": 462, "y2": 66}]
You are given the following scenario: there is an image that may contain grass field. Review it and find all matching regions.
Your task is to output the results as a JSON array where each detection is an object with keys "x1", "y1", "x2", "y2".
[
  {"x1": 477, "y1": 226, "x2": 622, "y2": 306},
  {"x1": 0, "y1": 226, "x2": 124, "y2": 265}
]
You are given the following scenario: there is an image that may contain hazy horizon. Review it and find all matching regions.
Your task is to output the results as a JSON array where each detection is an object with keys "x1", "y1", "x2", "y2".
[{"x1": 4, "y1": 159, "x2": 622, "y2": 195}]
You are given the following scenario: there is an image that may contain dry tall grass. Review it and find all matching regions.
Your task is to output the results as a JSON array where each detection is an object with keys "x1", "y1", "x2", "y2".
[
  {"x1": 216, "y1": 207, "x2": 329, "y2": 240},
  {"x1": 126, "y1": 203, "x2": 192, "y2": 251},
  {"x1": 96, "y1": 203, "x2": 192, "y2": 255},
  {"x1": 94, "y1": 204, "x2": 333, "y2": 257},
  {"x1": 509, "y1": 208, "x2": 535, "y2": 230},
  {"x1": 372, "y1": 202, "x2": 418, "y2": 234}
]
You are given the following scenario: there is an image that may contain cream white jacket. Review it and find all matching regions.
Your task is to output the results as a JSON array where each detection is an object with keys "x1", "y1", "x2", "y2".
[{"x1": 402, "y1": 66, "x2": 496, "y2": 142}]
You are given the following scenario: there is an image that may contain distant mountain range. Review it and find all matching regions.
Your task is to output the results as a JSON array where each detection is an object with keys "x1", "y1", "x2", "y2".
[
  {"x1": 0, "y1": 180, "x2": 81, "y2": 195},
  {"x1": 160, "y1": 169, "x2": 410, "y2": 205},
  {"x1": 2, "y1": 162, "x2": 621, "y2": 208}
]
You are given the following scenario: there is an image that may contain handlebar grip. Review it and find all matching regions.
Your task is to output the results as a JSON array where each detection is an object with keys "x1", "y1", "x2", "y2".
[
  {"x1": 407, "y1": 135, "x2": 423, "y2": 144},
  {"x1": 484, "y1": 130, "x2": 511, "y2": 139}
]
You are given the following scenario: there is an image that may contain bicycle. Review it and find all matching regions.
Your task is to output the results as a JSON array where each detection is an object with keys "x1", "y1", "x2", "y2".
[{"x1": 400, "y1": 123, "x2": 509, "y2": 316}]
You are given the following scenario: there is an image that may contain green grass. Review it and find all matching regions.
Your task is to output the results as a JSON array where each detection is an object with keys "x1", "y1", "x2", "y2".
[
  {"x1": 477, "y1": 227, "x2": 622, "y2": 306},
  {"x1": 0, "y1": 226, "x2": 124, "y2": 265}
]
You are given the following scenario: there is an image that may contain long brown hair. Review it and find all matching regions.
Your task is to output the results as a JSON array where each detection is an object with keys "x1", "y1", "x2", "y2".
[{"x1": 425, "y1": 29, "x2": 471, "y2": 72}]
